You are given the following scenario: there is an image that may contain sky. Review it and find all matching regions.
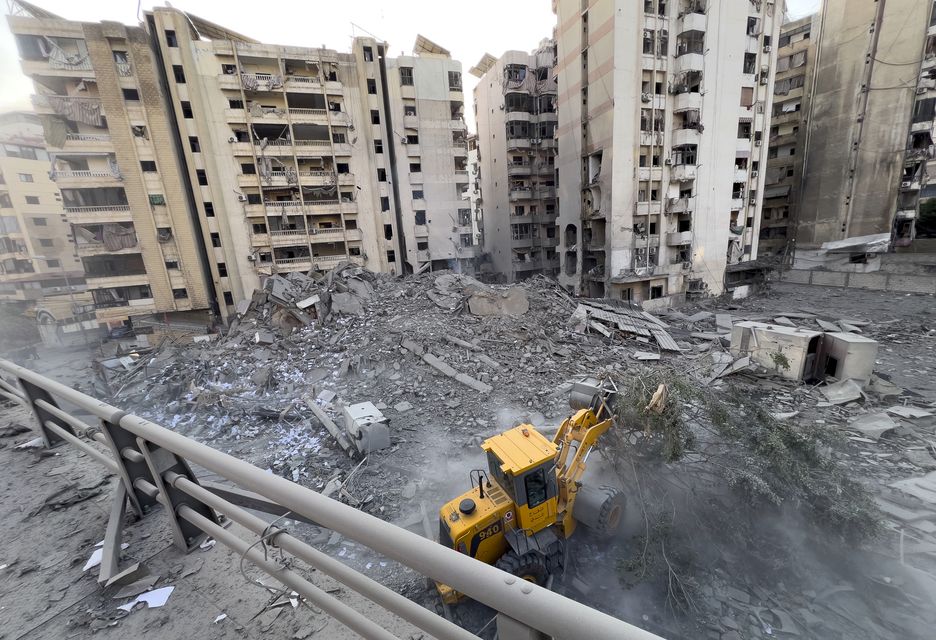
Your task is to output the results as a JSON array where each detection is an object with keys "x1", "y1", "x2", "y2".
[{"x1": 1, "y1": 0, "x2": 822, "y2": 130}]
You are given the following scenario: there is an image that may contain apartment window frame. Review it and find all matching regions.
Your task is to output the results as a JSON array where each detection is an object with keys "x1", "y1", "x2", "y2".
[
  {"x1": 172, "y1": 65, "x2": 186, "y2": 83},
  {"x1": 400, "y1": 67, "x2": 414, "y2": 86},
  {"x1": 140, "y1": 160, "x2": 157, "y2": 172}
]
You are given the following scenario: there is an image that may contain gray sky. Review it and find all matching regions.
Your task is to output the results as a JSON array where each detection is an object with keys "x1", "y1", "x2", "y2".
[
  {"x1": 1, "y1": 0, "x2": 823, "y2": 129},
  {"x1": 0, "y1": 0, "x2": 556, "y2": 130}
]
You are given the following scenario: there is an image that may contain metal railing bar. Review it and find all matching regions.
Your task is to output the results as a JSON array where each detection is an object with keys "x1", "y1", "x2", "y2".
[
  {"x1": 0, "y1": 389, "x2": 25, "y2": 406},
  {"x1": 43, "y1": 421, "x2": 118, "y2": 473},
  {"x1": 0, "y1": 378, "x2": 25, "y2": 400},
  {"x1": 177, "y1": 505, "x2": 403, "y2": 640},
  {"x1": 116, "y1": 413, "x2": 657, "y2": 640},
  {"x1": 199, "y1": 480, "x2": 321, "y2": 527},
  {"x1": 168, "y1": 473, "x2": 480, "y2": 640},
  {"x1": 2, "y1": 362, "x2": 124, "y2": 424},
  {"x1": 35, "y1": 399, "x2": 98, "y2": 437}
]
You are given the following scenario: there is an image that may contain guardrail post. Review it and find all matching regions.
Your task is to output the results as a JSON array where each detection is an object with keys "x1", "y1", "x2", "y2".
[
  {"x1": 16, "y1": 377, "x2": 75, "y2": 448},
  {"x1": 99, "y1": 416, "x2": 159, "y2": 519},
  {"x1": 135, "y1": 434, "x2": 220, "y2": 552}
]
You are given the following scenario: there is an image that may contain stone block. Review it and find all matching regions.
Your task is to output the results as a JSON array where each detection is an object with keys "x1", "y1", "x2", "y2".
[
  {"x1": 887, "y1": 275, "x2": 936, "y2": 294},
  {"x1": 847, "y1": 272, "x2": 888, "y2": 291},
  {"x1": 810, "y1": 270, "x2": 847, "y2": 287}
]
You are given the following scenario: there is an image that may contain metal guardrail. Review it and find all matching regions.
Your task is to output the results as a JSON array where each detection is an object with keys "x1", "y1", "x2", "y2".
[{"x1": 0, "y1": 359, "x2": 663, "y2": 640}]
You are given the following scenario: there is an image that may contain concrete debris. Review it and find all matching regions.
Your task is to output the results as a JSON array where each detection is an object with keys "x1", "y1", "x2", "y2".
[
  {"x1": 343, "y1": 402, "x2": 390, "y2": 455},
  {"x1": 571, "y1": 301, "x2": 679, "y2": 351},
  {"x1": 886, "y1": 405, "x2": 933, "y2": 419},
  {"x1": 846, "y1": 412, "x2": 897, "y2": 441},
  {"x1": 821, "y1": 379, "x2": 865, "y2": 405}
]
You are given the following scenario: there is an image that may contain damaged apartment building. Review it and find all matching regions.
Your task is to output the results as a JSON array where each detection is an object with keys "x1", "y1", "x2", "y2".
[
  {"x1": 780, "y1": 0, "x2": 936, "y2": 292},
  {"x1": 552, "y1": 0, "x2": 779, "y2": 305},
  {"x1": 472, "y1": 40, "x2": 560, "y2": 281},
  {"x1": 8, "y1": 0, "x2": 471, "y2": 328}
]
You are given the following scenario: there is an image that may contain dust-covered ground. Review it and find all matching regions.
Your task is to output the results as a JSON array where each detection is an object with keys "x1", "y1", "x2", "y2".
[{"x1": 2, "y1": 275, "x2": 935, "y2": 639}]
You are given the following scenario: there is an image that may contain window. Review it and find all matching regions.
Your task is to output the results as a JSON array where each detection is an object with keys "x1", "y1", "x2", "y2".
[
  {"x1": 380, "y1": 196, "x2": 390, "y2": 211},
  {"x1": 45, "y1": 259, "x2": 60, "y2": 267},
  {"x1": 367, "y1": 79, "x2": 377, "y2": 94},
  {"x1": 221, "y1": 64, "x2": 237, "y2": 75},
  {"x1": 165, "y1": 30, "x2": 178, "y2": 47},
  {"x1": 173, "y1": 288, "x2": 188, "y2": 299},
  {"x1": 149, "y1": 194, "x2": 165, "y2": 206},
  {"x1": 25, "y1": 196, "x2": 40, "y2": 205},
  {"x1": 39, "y1": 238, "x2": 53, "y2": 247},
  {"x1": 252, "y1": 223, "x2": 267, "y2": 234},
  {"x1": 0, "y1": 194, "x2": 12, "y2": 208},
  {"x1": 458, "y1": 209, "x2": 471, "y2": 226},
  {"x1": 31, "y1": 217, "x2": 47, "y2": 226},
  {"x1": 374, "y1": 139, "x2": 383, "y2": 153},
  {"x1": 189, "y1": 136, "x2": 200, "y2": 152},
  {"x1": 196, "y1": 170, "x2": 208, "y2": 185},
  {"x1": 217, "y1": 262, "x2": 228, "y2": 277},
  {"x1": 377, "y1": 168, "x2": 387, "y2": 181},
  {"x1": 448, "y1": 71, "x2": 462, "y2": 91},
  {"x1": 409, "y1": 162, "x2": 422, "y2": 172},
  {"x1": 740, "y1": 87, "x2": 754, "y2": 107},
  {"x1": 140, "y1": 161, "x2": 157, "y2": 172},
  {"x1": 165, "y1": 260, "x2": 179, "y2": 269},
  {"x1": 406, "y1": 134, "x2": 419, "y2": 144},
  {"x1": 650, "y1": 285, "x2": 664, "y2": 299},
  {"x1": 17, "y1": 173, "x2": 34, "y2": 183},
  {"x1": 400, "y1": 67, "x2": 414, "y2": 86},
  {"x1": 332, "y1": 132, "x2": 346, "y2": 143},
  {"x1": 524, "y1": 469, "x2": 548, "y2": 508},
  {"x1": 132, "y1": 125, "x2": 147, "y2": 137},
  {"x1": 412, "y1": 190, "x2": 424, "y2": 200},
  {"x1": 414, "y1": 210, "x2": 426, "y2": 225},
  {"x1": 363, "y1": 46, "x2": 373, "y2": 62},
  {"x1": 247, "y1": 194, "x2": 261, "y2": 204},
  {"x1": 384, "y1": 223, "x2": 393, "y2": 240},
  {"x1": 210, "y1": 232, "x2": 221, "y2": 247},
  {"x1": 404, "y1": 105, "x2": 417, "y2": 116},
  {"x1": 386, "y1": 250, "x2": 396, "y2": 262},
  {"x1": 172, "y1": 65, "x2": 186, "y2": 83},
  {"x1": 123, "y1": 88, "x2": 140, "y2": 101},
  {"x1": 229, "y1": 99, "x2": 244, "y2": 109},
  {"x1": 204, "y1": 202, "x2": 215, "y2": 217},
  {"x1": 180, "y1": 101, "x2": 193, "y2": 118},
  {"x1": 370, "y1": 109, "x2": 380, "y2": 125}
]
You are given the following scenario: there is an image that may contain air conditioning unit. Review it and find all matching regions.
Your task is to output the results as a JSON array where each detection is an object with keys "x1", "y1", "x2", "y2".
[
  {"x1": 246, "y1": 255, "x2": 256, "y2": 262},
  {"x1": 532, "y1": 138, "x2": 542, "y2": 144},
  {"x1": 763, "y1": 45, "x2": 772, "y2": 53},
  {"x1": 664, "y1": 158, "x2": 673, "y2": 165},
  {"x1": 641, "y1": 92, "x2": 652, "y2": 103},
  {"x1": 751, "y1": 170, "x2": 759, "y2": 178},
  {"x1": 759, "y1": 75, "x2": 768, "y2": 85},
  {"x1": 901, "y1": 180, "x2": 912, "y2": 188},
  {"x1": 754, "y1": 139, "x2": 762, "y2": 146},
  {"x1": 237, "y1": 194, "x2": 248, "y2": 202},
  {"x1": 749, "y1": 196, "x2": 757, "y2": 205}
]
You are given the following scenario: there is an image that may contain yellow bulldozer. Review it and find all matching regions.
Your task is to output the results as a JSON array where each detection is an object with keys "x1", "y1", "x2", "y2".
[{"x1": 437, "y1": 377, "x2": 625, "y2": 602}]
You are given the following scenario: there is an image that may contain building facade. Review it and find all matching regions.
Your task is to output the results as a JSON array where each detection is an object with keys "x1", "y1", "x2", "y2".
[
  {"x1": 0, "y1": 111, "x2": 84, "y2": 304},
  {"x1": 10, "y1": 2, "x2": 470, "y2": 327},
  {"x1": 552, "y1": 0, "x2": 779, "y2": 304},
  {"x1": 759, "y1": 14, "x2": 816, "y2": 260},
  {"x1": 9, "y1": 4, "x2": 216, "y2": 330},
  {"x1": 473, "y1": 40, "x2": 560, "y2": 281},
  {"x1": 796, "y1": 0, "x2": 935, "y2": 260}
]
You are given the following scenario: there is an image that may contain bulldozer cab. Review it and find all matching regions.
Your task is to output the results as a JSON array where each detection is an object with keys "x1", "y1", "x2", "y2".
[{"x1": 482, "y1": 425, "x2": 559, "y2": 535}]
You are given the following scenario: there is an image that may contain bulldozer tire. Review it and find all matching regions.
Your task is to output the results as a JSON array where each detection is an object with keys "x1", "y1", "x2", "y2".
[
  {"x1": 573, "y1": 484, "x2": 625, "y2": 537},
  {"x1": 496, "y1": 550, "x2": 549, "y2": 586}
]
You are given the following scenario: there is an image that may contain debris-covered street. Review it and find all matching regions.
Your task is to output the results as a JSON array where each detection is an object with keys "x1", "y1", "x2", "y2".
[{"x1": 5, "y1": 267, "x2": 933, "y2": 639}]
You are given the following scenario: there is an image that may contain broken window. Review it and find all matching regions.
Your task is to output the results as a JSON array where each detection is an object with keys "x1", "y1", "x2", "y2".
[
  {"x1": 363, "y1": 46, "x2": 373, "y2": 62},
  {"x1": 743, "y1": 52, "x2": 757, "y2": 75},
  {"x1": 406, "y1": 134, "x2": 419, "y2": 144},
  {"x1": 400, "y1": 67, "x2": 414, "y2": 86},
  {"x1": 222, "y1": 64, "x2": 237, "y2": 75},
  {"x1": 448, "y1": 71, "x2": 462, "y2": 91},
  {"x1": 367, "y1": 78, "x2": 377, "y2": 94},
  {"x1": 123, "y1": 88, "x2": 140, "y2": 101},
  {"x1": 404, "y1": 104, "x2": 417, "y2": 116}
]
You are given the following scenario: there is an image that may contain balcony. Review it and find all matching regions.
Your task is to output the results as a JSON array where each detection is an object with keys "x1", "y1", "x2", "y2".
[
  {"x1": 276, "y1": 256, "x2": 313, "y2": 271},
  {"x1": 52, "y1": 170, "x2": 121, "y2": 188},
  {"x1": 666, "y1": 196, "x2": 695, "y2": 214},
  {"x1": 416, "y1": 250, "x2": 431, "y2": 262},
  {"x1": 454, "y1": 170, "x2": 469, "y2": 182},
  {"x1": 269, "y1": 229, "x2": 309, "y2": 246},
  {"x1": 289, "y1": 108, "x2": 329, "y2": 124},
  {"x1": 671, "y1": 164, "x2": 697, "y2": 181},
  {"x1": 638, "y1": 167, "x2": 663, "y2": 181},
  {"x1": 635, "y1": 202, "x2": 665, "y2": 215},
  {"x1": 677, "y1": 11, "x2": 707, "y2": 34},
  {"x1": 31, "y1": 94, "x2": 103, "y2": 120},
  {"x1": 910, "y1": 120, "x2": 932, "y2": 134},
  {"x1": 285, "y1": 75, "x2": 322, "y2": 91},
  {"x1": 52, "y1": 133, "x2": 112, "y2": 152},
  {"x1": 95, "y1": 298, "x2": 155, "y2": 318},
  {"x1": 310, "y1": 227, "x2": 346, "y2": 242},
  {"x1": 85, "y1": 273, "x2": 149, "y2": 289},
  {"x1": 734, "y1": 169, "x2": 749, "y2": 183},
  {"x1": 666, "y1": 231, "x2": 693, "y2": 246},
  {"x1": 673, "y1": 128, "x2": 701, "y2": 147},
  {"x1": 673, "y1": 92, "x2": 702, "y2": 112},
  {"x1": 507, "y1": 138, "x2": 531, "y2": 150},
  {"x1": 509, "y1": 188, "x2": 533, "y2": 200},
  {"x1": 896, "y1": 208, "x2": 917, "y2": 220},
  {"x1": 311, "y1": 255, "x2": 348, "y2": 270},
  {"x1": 21, "y1": 58, "x2": 94, "y2": 77},
  {"x1": 674, "y1": 53, "x2": 704, "y2": 74},
  {"x1": 511, "y1": 235, "x2": 533, "y2": 248},
  {"x1": 64, "y1": 205, "x2": 133, "y2": 223},
  {"x1": 535, "y1": 186, "x2": 556, "y2": 199},
  {"x1": 507, "y1": 163, "x2": 531, "y2": 176},
  {"x1": 506, "y1": 111, "x2": 531, "y2": 123},
  {"x1": 75, "y1": 242, "x2": 139, "y2": 257},
  {"x1": 251, "y1": 233, "x2": 270, "y2": 247}
]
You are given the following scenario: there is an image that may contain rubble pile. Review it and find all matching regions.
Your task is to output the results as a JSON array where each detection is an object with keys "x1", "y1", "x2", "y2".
[{"x1": 97, "y1": 271, "x2": 936, "y2": 639}]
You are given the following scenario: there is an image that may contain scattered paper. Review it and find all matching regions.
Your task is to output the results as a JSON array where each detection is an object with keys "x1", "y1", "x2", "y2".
[
  {"x1": 214, "y1": 613, "x2": 227, "y2": 623},
  {"x1": 83, "y1": 544, "x2": 129, "y2": 571},
  {"x1": 820, "y1": 379, "x2": 863, "y2": 405},
  {"x1": 199, "y1": 538, "x2": 216, "y2": 551},
  {"x1": 117, "y1": 586, "x2": 174, "y2": 612}
]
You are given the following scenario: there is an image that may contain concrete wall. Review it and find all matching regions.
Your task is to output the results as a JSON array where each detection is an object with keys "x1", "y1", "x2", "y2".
[
  {"x1": 781, "y1": 251, "x2": 936, "y2": 294},
  {"x1": 798, "y1": 0, "x2": 930, "y2": 248}
]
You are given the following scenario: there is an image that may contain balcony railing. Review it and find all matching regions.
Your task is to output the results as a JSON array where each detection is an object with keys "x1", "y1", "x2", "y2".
[
  {"x1": 116, "y1": 62, "x2": 133, "y2": 77},
  {"x1": 65, "y1": 133, "x2": 111, "y2": 142},
  {"x1": 64, "y1": 205, "x2": 131, "y2": 214},
  {"x1": 276, "y1": 256, "x2": 312, "y2": 264},
  {"x1": 289, "y1": 108, "x2": 328, "y2": 116},
  {"x1": 53, "y1": 170, "x2": 119, "y2": 180}
]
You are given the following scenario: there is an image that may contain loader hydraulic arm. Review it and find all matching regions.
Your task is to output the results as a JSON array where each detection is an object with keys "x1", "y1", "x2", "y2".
[{"x1": 552, "y1": 408, "x2": 613, "y2": 516}]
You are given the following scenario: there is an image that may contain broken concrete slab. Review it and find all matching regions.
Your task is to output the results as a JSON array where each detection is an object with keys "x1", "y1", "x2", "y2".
[
  {"x1": 467, "y1": 287, "x2": 529, "y2": 317},
  {"x1": 773, "y1": 316, "x2": 796, "y2": 327},
  {"x1": 632, "y1": 351, "x2": 661, "y2": 361},
  {"x1": 330, "y1": 292, "x2": 364, "y2": 316},
  {"x1": 816, "y1": 319, "x2": 840, "y2": 332},
  {"x1": 846, "y1": 413, "x2": 897, "y2": 441},
  {"x1": 820, "y1": 379, "x2": 864, "y2": 405},
  {"x1": 254, "y1": 330, "x2": 275, "y2": 345},
  {"x1": 686, "y1": 311, "x2": 714, "y2": 323},
  {"x1": 716, "y1": 314, "x2": 734, "y2": 331},
  {"x1": 886, "y1": 405, "x2": 934, "y2": 419}
]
